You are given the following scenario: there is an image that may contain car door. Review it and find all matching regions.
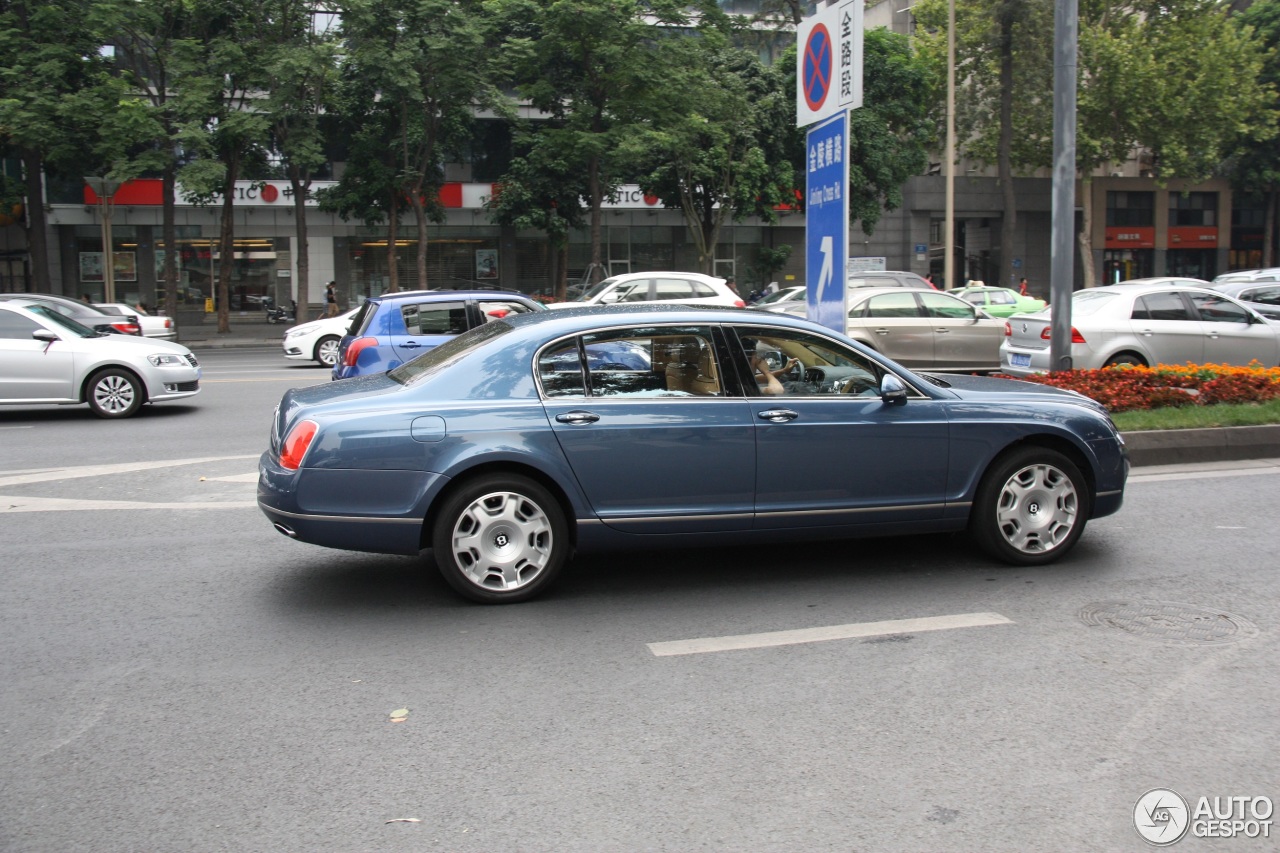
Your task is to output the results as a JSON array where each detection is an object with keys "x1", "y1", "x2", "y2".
[
  {"x1": 917, "y1": 291, "x2": 1003, "y2": 371},
  {"x1": 0, "y1": 310, "x2": 77, "y2": 401},
  {"x1": 540, "y1": 324, "x2": 755, "y2": 533},
  {"x1": 1128, "y1": 291, "x2": 1204, "y2": 365},
  {"x1": 848, "y1": 291, "x2": 935, "y2": 367},
  {"x1": 390, "y1": 298, "x2": 467, "y2": 366},
  {"x1": 728, "y1": 324, "x2": 949, "y2": 528},
  {"x1": 1187, "y1": 291, "x2": 1280, "y2": 366}
]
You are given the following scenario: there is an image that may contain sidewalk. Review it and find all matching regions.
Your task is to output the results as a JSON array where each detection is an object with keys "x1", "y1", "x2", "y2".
[{"x1": 176, "y1": 311, "x2": 292, "y2": 348}]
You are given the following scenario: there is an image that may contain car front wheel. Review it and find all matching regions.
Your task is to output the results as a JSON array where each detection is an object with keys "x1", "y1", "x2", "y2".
[
  {"x1": 86, "y1": 368, "x2": 143, "y2": 418},
  {"x1": 970, "y1": 446, "x2": 1089, "y2": 565},
  {"x1": 431, "y1": 474, "x2": 569, "y2": 603},
  {"x1": 315, "y1": 336, "x2": 340, "y2": 367}
]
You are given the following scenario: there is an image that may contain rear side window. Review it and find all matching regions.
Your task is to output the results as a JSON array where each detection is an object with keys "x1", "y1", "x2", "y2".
[
  {"x1": 1244, "y1": 286, "x2": 1280, "y2": 306},
  {"x1": 401, "y1": 301, "x2": 467, "y2": 335},
  {"x1": 1132, "y1": 293, "x2": 1192, "y2": 321},
  {"x1": 861, "y1": 292, "x2": 920, "y2": 318},
  {"x1": 652, "y1": 279, "x2": 697, "y2": 300}
]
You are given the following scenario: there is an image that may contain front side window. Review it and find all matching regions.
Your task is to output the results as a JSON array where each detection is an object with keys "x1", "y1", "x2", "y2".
[
  {"x1": 1243, "y1": 286, "x2": 1280, "y2": 306},
  {"x1": 478, "y1": 300, "x2": 537, "y2": 322},
  {"x1": 1188, "y1": 292, "x2": 1250, "y2": 324},
  {"x1": 733, "y1": 325, "x2": 887, "y2": 398},
  {"x1": 919, "y1": 291, "x2": 977, "y2": 319},
  {"x1": 0, "y1": 310, "x2": 42, "y2": 339}
]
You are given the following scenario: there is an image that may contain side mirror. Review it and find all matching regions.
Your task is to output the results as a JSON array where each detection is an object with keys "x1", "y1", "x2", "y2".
[
  {"x1": 880, "y1": 373, "x2": 908, "y2": 405},
  {"x1": 32, "y1": 329, "x2": 58, "y2": 344}
]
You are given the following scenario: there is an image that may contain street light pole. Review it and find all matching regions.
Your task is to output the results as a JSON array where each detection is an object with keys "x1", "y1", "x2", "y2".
[{"x1": 85, "y1": 176, "x2": 122, "y2": 303}]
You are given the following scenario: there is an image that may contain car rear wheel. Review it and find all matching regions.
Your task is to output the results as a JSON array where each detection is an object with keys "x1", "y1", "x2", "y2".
[
  {"x1": 86, "y1": 368, "x2": 143, "y2": 418},
  {"x1": 1103, "y1": 352, "x2": 1147, "y2": 368},
  {"x1": 315, "y1": 336, "x2": 340, "y2": 367},
  {"x1": 431, "y1": 474, "x2": 569, "y2": 603},
  {"x1": 970, "y1": 446, "x2": 1089, "y2": 565}
]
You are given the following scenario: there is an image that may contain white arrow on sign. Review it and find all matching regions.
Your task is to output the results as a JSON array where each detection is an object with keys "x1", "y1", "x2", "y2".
[{"x1": 816, "y1": 235, "x2": 834, "y2": 303}]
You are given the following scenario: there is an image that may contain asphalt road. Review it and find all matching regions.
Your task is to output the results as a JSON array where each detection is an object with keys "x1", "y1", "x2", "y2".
[{"x1": 1, "y1": 347, "x2": 1277, "y2": 852}]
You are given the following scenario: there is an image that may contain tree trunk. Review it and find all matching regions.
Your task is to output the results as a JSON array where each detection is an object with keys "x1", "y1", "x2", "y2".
[
  {"x1": 588, "y1": 154, "x2": 604, "y2": 284},
  {"x1": 415, "y1": 199, "x2": 429, "y2": 289},
  {"x1": 1078, "y1": 174, "x2": 1096, "y2": 289},
  {"x1": 217, "y1": 164, "x2": 237, "y2": 334},
  {"x1": 387, "y1": 190, "x2": 400, "y2": 294},
  {"x1": 162, "y1": 161, "x2": 179, "y2": 321},
  {"x1": 997, "y1": 9, "x2": 1016, "y2": 292},
  {"x1": 20, "y1": 149, "x2": 51, "y2": 292},
  {"x1": 289, "y1": 167, "x2": 311, "y2": 317},
  {"x1": 1265, "y1": 189, "x2": 1277, "y2": 269}
]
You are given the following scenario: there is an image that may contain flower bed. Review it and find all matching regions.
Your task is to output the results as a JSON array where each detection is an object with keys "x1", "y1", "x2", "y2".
[{"x1": 999, "y1": 363, "x2": 1280, "y2": 412}]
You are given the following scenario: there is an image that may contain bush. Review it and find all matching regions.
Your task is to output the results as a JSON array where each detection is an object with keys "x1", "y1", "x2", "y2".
[{"x1": 999, "y1": 362, "x2": 1280, "y2": 413}]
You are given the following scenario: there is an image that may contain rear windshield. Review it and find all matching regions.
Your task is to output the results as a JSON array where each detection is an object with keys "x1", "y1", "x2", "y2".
[
  {"x1": 1071, "y1": 289, "x2": 1118, "y2": 316},
  {"x1": 388, "y1": 319, "x2": 514, "y2": 385}
]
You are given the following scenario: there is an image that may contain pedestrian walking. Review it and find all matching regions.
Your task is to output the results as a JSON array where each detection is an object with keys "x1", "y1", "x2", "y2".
[
  {"x1": 322, "y1": 281, "x2": 338, "y2": 318},
  {"x1": 1018, "y1": 277, "x2": 1029, "y2": 297}
]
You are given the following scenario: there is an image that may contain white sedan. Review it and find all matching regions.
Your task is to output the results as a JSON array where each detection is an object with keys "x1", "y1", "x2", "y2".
[
  {"x1": 95, "y1": 302, "x2": 176, "y2": 340},
  {"x1": 0, "y1": 299, "x2": 200, "y2": 418},
  {"x1": 281, "y1": 307, "x2": 360, "y2": 367},
  {"x1": 548, "y1": 271, "x2": 744, "y2": 309}
]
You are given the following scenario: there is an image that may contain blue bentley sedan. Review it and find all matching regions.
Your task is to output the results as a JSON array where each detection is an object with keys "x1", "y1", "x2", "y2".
[{"x1": 259, "y1": 305, "x2": 1128, "y2": 603}]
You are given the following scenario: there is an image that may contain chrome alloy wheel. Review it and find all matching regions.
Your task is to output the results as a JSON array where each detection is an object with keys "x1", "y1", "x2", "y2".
[
  {"x1": 316, "y1": 337, "x2": 340, "y2": 367},
  {"x1": 994, "y1": 462, "x2": 1079, "y2": 554},
  {"x1": 450, "y1": 490, "x2": 555, "y2": 591},
  {"x1": 92, "y1": 373, "x2": 139, "y2": 415}
]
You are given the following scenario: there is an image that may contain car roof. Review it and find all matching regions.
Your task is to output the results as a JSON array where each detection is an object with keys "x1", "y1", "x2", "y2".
[
  {"x1": 0, "y1": 293, "x2": 114, "y2": 314},
  {"x1": 498, "y1": 302, "x2": 817, "y2": 333},
  {"x1": 600, "y1": 270, "x2": 724, "y2": 283},
  {"x1": 368, "y1": 289, "x2": 537, "y2": 304},
  {"x1": 1089, "y1": 282, "x2": 1218, "y2": 295}
]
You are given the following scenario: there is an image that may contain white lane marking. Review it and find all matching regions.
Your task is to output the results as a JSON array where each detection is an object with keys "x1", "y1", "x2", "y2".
[
  {"x1": 205, "y1": 473, "x2": 260, "y2": 483},
  {"x1": 647, "y1": 612, "x2": 1014, "y2": 657},
  {"x1": 0, "y1": 455, "x2": 258, "y2": 488},
  {"x1": 0, "y1": 494, "x2": 256, "y2": 513}
]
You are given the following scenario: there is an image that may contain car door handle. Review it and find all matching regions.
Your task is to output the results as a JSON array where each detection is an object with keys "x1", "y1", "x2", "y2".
[
  {"x1": 555, "y1": 411, "x2": 600, "y2": 425},
  {"x1": 757, "y1": 409, "x2": 798, "y2": 423},
  {"x1": 874, "y1": 328, "x2": 890, "y2": 335},
  {"x1": 401, "y1": 341, "x2": 421, "y2": 349},
  {"x1": 935, "y1": 328, "x2": 950, "y2": 333}
]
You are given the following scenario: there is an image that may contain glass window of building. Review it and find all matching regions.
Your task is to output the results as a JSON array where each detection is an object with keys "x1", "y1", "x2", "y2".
[{"x1": 1106, "y1": 191, "x2": 1154, "y2": 227}]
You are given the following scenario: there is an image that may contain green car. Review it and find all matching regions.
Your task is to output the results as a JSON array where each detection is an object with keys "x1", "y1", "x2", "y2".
[{"x1": 951, "y1": 285, "x2": 1046, "y2": 318}]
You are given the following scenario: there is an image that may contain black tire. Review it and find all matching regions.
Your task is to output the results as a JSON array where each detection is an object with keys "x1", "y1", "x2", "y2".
[
  {"x1": 1103, "y1": 352, "x2": 1147, "y2": 368},
  {"x1": 315, "y1": 336, "x2": 341, "y2": 368},
  {"x1": 431, "y1": 473, "x2": 569, "y2": 603},
  {"x1": 86, "y1": 368, "x2": 144, "y2": 418},
  {"x1": 969, "y1": 446, "x2": 1090, "y2": 566}
]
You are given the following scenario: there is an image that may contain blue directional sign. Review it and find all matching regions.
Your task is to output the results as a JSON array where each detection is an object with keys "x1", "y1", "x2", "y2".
[{"x1": 806, "y1": 112, "x2": 848, "y2": 334}]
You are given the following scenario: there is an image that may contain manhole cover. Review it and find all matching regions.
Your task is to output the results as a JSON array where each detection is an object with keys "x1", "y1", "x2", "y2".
[{"x1": 1079, "y1": 601, "x2": 1258, "y2": 645}]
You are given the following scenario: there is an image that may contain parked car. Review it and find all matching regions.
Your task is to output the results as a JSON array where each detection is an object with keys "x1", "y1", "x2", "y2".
[
  {"x1": 1109, "y1": 276, "x2": 1214, "y2": 289},
  {"x1": 282, "y1": 307, "x2": 360, "y2": 367},
  {"x1": 774, "y1": 286, "x2": 1004, "y2": 372},
  {"x1": 0, "y1": 293, "x2": 141, "y2": 336},
  {"x1": 1208, "y1": 281, "x2": 1280, "y2": 321},
  {"x1": 999, "y1": 282, "x2": 1280, "y2": 375},
  {"x1": 95, "y1": 302, "x2": 175, "y2": 340},
  {"x1": 752, "y1": 286, "x2": 806, "y2": 310},
  {"x1": 547, "y1": 271, "x2": 745, "y2": 309},
  {"x1": 333, "y1": 290, "x2": 545, "y2": 380},
  {"x1": 950, "y1": 285, "x2": 1046, "y2": 318},
  {"x1": 847, "y1": 271, "x2": 937, "y2": 289},
  {"x1": 258, "y1": 304, "x2": 1128, "y2": 603},
  {"x1": 1212, "y1": 268, "x2": 1280, "y2": 285},
  {"x1": 0, "y1": 300, "x2": 200, "y2": 418}
]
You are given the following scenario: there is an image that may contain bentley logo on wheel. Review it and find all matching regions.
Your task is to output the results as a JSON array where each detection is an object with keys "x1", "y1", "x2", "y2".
[{"x1": 494, "y1": 533, "x2": 509, "y2": 548}]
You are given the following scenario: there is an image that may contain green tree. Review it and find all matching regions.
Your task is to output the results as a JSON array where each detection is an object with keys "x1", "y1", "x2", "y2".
[
  {"x1": 1226, "y1": 0, "x2": 1280, "y2": 267},
  {"x1": 327, "y1": 0, "x2": 497, "y2": 292},
  {"x1": 625, "y1": 41, "x2": 795, "y2": 276},
  {"x1": 0, "y1": 0, "x2": 110, "y2": 290},
  {"x1": 173, "y1": 0, "x2": 274, "y2": 332},
  {"x1": 499, "y1": 0, "x2": 701, "y2": 284}
]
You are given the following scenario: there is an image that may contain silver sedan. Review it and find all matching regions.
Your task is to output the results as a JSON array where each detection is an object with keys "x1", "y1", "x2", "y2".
[
  {"x1": 0, "y1": 299, "x2": 200, "y2": 418},
  {"x1": 773, "y1": 287, "x2": 1005, "y2": 372},
  {"x1": 1000, "y1": 282, "x2": 1280, "y2": 374}
]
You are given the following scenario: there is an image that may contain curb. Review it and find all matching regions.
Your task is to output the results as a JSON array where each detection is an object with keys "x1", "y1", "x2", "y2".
[{"x1": 1122, "y1": 425, "x2": 1280, "y2": 467}]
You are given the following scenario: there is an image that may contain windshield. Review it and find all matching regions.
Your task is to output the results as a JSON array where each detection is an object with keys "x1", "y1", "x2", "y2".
[
  {"x1": 574, "y1": 277, "x2": 619, "y2": 303},
  {"x1": 26, "y1": 304, "x2": 96, "y2": 337},
  {"x1": 1071, "y1": 289, "x2": 1118, "y2": 317},
  {"x1": 388, "y1": 318, "x2": 514, "y2": 385}
]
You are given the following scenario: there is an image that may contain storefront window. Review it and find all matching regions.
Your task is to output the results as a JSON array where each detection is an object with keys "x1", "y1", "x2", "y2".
[{"x1": 346, "y1": 227, "x2": 501, "y2": 300}]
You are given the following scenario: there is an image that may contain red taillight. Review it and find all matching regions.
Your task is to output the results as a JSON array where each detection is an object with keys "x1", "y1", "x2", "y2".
[
  {"x1": 280, "y1": 420, "x2": 318, "y2": 470},
  {"x1": 1039, "y1": 326, "x2": 1087, "y2": 344},
  {"x1": 342, "y1": 336, "x2": 378, "y2": 367},
  {"x1": 1004, "y1": 321, "x2": 1012, "y2": 337},
  {"x1": 112, "y1": 322, "x2": 142, "y2": 336},
  {"x1": 733, "y1": 299, "x2": 746, "y2": 308},
  {"x1": 163, "y1": 318, "x2": 173, "y2": 330}
]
